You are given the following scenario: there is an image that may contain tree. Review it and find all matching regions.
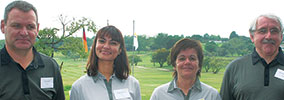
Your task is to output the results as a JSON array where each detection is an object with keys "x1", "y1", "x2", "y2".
[
  {"x1": 205, "y1": 41, "x2": 218, "y2": 53},
  {"x1": 136, "y1": 35, "x2": 151, "y2": 51},
  {"x1": 166, "y1": 35, "x2": 184, "y2": 49},
  {"x1": 151, "y1": 48, "x2": 170, "y2": 67},
  {"x1": 223, "y1": 37, "x2": 254, "y2": 56},
  {"x1": 151, "y1": 33, "x2": 169, "y2": 50},
  {"x1": 190, "y1": 34, "x2": 203, "y2": 42},
  {"x1": 229, "y1": 31, "x2": 238, "y2": 39},
  {"x1": 35, "y1": 15, "x2": 96, "y2": 57},
  {"x1": 0, "y1": 40, "x2": 5, "y2": 49},
  {"x1": 128, "y1": 55, "x2": 142, "y2": 66},
  {"x1": 60, "y1": 37, "x2": 88, "y2": 60},
  {"x1": 35, "y1": 28, "x2": 59, "y2": 56},
  {"x1": 203, "y1": 57, "x2": 211, "y2": 72},
  {"x1": 167, "y1": 54, "x2": 171, "y2": 66},
  {"x1": 124, "y1": 35, "x2": 133, "y2": 51},
  {"x1": 209, "y1": 57, "x2": 226, "y2": 74},
  {"x1": 216, "y1": 47, "x2": 229, "y2": 56},
  {"x1": 203, "y1": 33, "x2": 210, "y2": 42}
]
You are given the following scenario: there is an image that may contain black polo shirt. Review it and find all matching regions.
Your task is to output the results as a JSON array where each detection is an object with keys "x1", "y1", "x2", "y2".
[
  {"x1": 0, "y1": 46, "x2": 65, "y2": 100},
  {"x1": 252, "y1": 47, "x2": 284, "y2": 86},
  {"x1": 221, "y1": 47, "x2": 284, "y2": 100}
]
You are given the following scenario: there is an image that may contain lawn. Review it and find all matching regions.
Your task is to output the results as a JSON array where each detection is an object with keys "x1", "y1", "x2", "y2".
[{"x1": 54, "y1": 52, "x2": 226, "y2": 100}]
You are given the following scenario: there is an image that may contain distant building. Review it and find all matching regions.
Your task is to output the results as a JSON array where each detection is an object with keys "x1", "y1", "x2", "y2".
[{"x1": 209, "y1": 40, "x2": 223, "y2": 43}]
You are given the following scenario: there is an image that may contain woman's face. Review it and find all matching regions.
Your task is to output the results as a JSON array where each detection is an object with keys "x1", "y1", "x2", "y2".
[
  {"x1": 95, "y1": 36, "x2": 121, "y2": 62},
  {"x1": 174, "y1": 48, "x2": 200, "y2": 79}
]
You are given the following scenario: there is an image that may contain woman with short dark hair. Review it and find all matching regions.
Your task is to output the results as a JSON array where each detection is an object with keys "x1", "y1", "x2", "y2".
[{"x1": 150, "y1": 38, "x2": 221, "y2": 100}]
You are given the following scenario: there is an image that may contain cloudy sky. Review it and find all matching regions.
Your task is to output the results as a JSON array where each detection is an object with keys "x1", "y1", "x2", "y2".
[{"x1": 1, "y1": 0, "x2": 284, "y2": 40}]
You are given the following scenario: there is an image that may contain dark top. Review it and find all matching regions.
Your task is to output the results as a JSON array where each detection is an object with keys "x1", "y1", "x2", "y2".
[
  {"x1": 0, "y1": 46, "x2": 65, "y2": 100},
  {"x1": 220, "y1": 47, "x2": 284, "y2": 100}
]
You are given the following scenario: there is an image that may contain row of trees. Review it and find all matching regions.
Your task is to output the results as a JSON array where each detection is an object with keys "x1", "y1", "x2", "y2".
[
  {"x1": 0, "y1": 31, "x2": 254, "y2": 58},
  {"x1": 0, "y1": 15, "x2": 276, "y2": 74},
  {"x1": 146, "y1": 31, "x2": 254, "y2": 74},
  {"x1": 146, "y1": 47, "x2": 234, "y2": 74},
  {"x1": 125, "y1": 31, "x2": 254, "y2": 56}
]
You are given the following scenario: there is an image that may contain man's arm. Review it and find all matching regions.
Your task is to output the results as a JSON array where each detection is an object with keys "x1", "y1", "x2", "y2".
[
  {"x1": 220, "y1": 63, "x2": 234, "y2": 100},
  {"x1": 51, "y1": 59, "x2": 65, "y2": 100}
]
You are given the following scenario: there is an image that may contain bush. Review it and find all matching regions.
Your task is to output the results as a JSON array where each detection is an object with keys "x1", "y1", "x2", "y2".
[{"x1": 128, "y1": 55, "x2": 142, "y2": 66}]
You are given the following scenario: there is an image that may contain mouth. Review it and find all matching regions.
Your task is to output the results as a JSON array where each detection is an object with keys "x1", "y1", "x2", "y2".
[
  {"x1": 182, "y1": 66, "x2": 194, "y2": 70},
  {"x1": 101, "y1": 51, "x2": 112, "y2": 55},
  {"x1": 16, "y1": 38, "x2": 30, "y2": 43}
]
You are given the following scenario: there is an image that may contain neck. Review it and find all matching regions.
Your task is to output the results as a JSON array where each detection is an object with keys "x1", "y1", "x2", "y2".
[
  {"x1": 6, "y1": 46, "x2": 34, "y2": 69},
  {"x1": 257, "y1": 49, "x2": 279, "y2": 64},
  {"x1": 177, "y1": 76, "x2": 196, "y2": 95},
  {"x1": 98, "y1": 60, "x2": 114, "y2": 81}
]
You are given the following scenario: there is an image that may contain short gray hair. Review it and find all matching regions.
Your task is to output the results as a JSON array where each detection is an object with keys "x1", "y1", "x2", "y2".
[
  {"x1": 4, "y1": 0, "x2": 38, "y2": 24},
  {"x1": 249, "y1": 14, "x2": 283, "y2": 35}
]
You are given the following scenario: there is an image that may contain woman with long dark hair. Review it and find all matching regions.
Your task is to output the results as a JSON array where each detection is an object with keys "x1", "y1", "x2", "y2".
[{"x1": 70, "y1": 25, "x2": 141, "y2": 100}]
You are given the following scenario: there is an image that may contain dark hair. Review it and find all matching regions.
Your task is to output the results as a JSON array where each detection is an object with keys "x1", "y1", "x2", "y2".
[
  {"x1": 86, "y1": 25, "x2": 130, "y2": 80},
  {"x1": 170, "y1": 38, "x2": 203, "y2": 78},
  {"x1": 4, "y1": 0, "x2": 38, "y2": 24}
]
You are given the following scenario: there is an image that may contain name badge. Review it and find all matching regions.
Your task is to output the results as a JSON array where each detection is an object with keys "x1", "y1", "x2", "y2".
[
  {"x1": 274, "y1": 69, "x2": 284, "y2": 80},
  {"x1": 41, "y1": 77, "x2": 54, "y2": 88},
  {"x1": 113, "y1": 88, "x2": 131, "y2": 99}
]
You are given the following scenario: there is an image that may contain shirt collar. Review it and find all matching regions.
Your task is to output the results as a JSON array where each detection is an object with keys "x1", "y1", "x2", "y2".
[
  {"x1": 92, "y1": 72, "x2": 117, "y2": 83},
  {"x1": 168, "y1": 77, "x2": 202, "y2": 93},
  {"x1": 252, "y1": 47, "x2": 284, "y2": 65},
  {"x1": 0, "y1": 46, "x2": 45, "y2": 69}
]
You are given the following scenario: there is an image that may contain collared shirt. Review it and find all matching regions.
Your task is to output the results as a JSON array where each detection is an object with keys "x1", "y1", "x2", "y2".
[
  {"x1": 150, "y1": 77, "x2": 221, "y2": 100},
  {"x1": 0, "y1": 46, "x2": 65, "y2": 100},
  {"x1": 220, "y1": 47, "x2": 284, "y2": 100},
  {"x1": 70, "y1": 73, "x2": 141, "y2": 100}
]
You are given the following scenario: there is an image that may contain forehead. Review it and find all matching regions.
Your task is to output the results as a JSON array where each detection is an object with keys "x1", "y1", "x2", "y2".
[
  {"x1": 178, "y1": 48, "x2": 197, "y2": 56},
  {"x1": 256, "y1": 17, "x2": 281, "y2": 28},
  {"x1": 99, "y1": 32, "x2": 121, "y2": 42},
  {"x1": 98, "y1": 35, "x2": 113, "y2": 40},
  {"x1": 7, "y1": 8, "x2": 37, "y2": 22}
]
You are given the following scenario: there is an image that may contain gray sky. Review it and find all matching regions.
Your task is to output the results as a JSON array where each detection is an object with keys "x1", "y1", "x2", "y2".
[{"x1": 1, "y1": 0, "x2": 284, "y2": 40}]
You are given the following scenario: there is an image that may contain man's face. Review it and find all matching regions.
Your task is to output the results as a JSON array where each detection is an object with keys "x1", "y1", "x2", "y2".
[
  {"x1": 1, "y1": 8, "x2": 39, "y2": 51},
  {"x1": 250, "y1": 16, "x2": 283, "y2": 57}
]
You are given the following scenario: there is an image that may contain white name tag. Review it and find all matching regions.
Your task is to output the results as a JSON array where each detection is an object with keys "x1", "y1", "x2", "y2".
[
  {"x1": 41, "y1": 77, "x2": 54, "y2": 88},
  {"x1": 113, "y1": 88, "x2": 131, "y2": 99},
  {"x1": 274, "y1": 69, "x2": 284, "y2": 80}
]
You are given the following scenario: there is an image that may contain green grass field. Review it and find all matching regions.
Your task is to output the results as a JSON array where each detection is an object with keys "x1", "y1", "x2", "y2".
[{"x1": 55, "y1": 52, "x2": 226, "y2": 100}]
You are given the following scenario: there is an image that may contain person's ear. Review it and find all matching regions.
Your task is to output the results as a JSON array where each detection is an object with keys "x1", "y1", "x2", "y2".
[
  {"x1": 250, "y1": 33, "x2": 254, "y2": 43},
  {"x1": 1, "y1": 20, "x2": 5, "y2": 34},
  {"x1": 119, "y1": 48, "x2": 122, "y2": 55},
  {"x1": 36, "y1": 23, "x2": 40, "y2": 36}
]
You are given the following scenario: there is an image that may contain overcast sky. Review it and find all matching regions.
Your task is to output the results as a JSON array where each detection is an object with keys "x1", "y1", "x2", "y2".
[{"x1": 1, "y1": 0, "x2": 284, "y2": 40}]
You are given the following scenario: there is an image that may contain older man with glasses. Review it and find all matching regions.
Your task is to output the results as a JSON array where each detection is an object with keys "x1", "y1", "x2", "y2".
[{"x1": 220, "y1": 14, "x2": 284, "y2": 100}]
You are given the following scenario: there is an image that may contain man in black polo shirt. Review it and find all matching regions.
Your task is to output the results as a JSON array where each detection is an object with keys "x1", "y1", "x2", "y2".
[
  {"x1": 220, "y1": 14, "x2": 284, "y2": 100},
  {"x1": 0, "y1": 1, "x2": 65, "y2": 100}
]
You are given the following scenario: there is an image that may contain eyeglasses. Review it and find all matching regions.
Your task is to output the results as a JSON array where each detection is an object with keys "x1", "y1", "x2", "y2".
[{"x1": 255, "y1": 28, "x2": 281, "y2": 35}]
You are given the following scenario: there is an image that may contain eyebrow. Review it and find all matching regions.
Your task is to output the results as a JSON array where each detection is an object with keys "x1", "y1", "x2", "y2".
[{"x1": 98, "y1": 37, "x2": 118, "y2": 42}]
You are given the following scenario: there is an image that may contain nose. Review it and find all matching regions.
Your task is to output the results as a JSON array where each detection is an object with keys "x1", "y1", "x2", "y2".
[
  {"x1": 265, "y1": 30, "x2": 272, "y2": 39},
  {"x1": 19, "y1": 27, "x2": 28, "y2": 36},
  {"x1": 184, "y1": 58, "x2": 191, "y2": 64},
  {"x1": 102, "y1": 42, "x2": 111, "y2": 49}
]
